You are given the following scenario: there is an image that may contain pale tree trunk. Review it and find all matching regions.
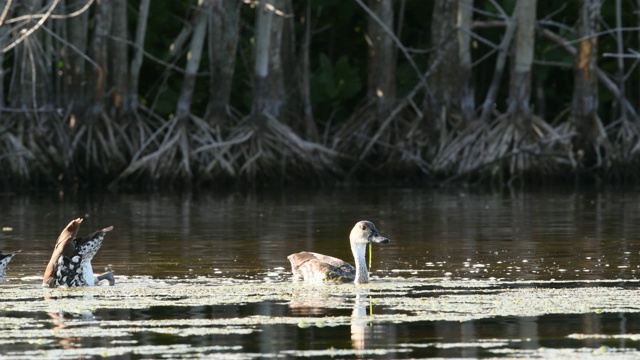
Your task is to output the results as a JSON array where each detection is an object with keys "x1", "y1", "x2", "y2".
[
  {"x1": 507, "y1": 0, "x2": 536, "y2": 126},
  {"x1": 205, "y1": 0, "x2": 242, "y2": 125},
  {"x1": 426, "y1": 0, "x2": 458, "y2": 144},
  {"x1": 571, "y1": 0, "x2": 603, "y2": 161},
  {"x1": 366, "y1": 0, "x2": 395, "y2": 117},
  {"x1": 0, "y1": 0, "x2": 14, "y2": 110},
  {"x1": 503, "y1": 0, "x2": 537, "y2": 173},
  {"x1": 614, "y1": 0, "x2": 627, "y2": 123},
  {"x1": 299, "y1": 0, "x2": 318, "y2": 141},
  {"x1": 82, "y1": 0, "x2": 126, "y2": 174},
  {"x1": 251, "y1": 0, "x2": 288, "y2": 124},
  {"x1": 90, "y1": 0, "x2": 112, "y2": 114},
  {"x1": 457, "y1": 0, "x2": 475, "y2": 123},
  {"x1": 479, "y1": 2, "x2": 516, "y2": 122},
  {"x1": 10, "y1": 0, "x2": 46, "y2": 110},
  {"x1": 173, "y1": 1, "x2": 208, "y2": 179},
  {"x1": 111, "y1": 3, "x2": 211, "y2": 185},
  {"x1": 175, "y1": 3, "x2": 207, "y2": 123},
  {"x1": 50, "y1": 5, "x2": 63, "y2": 107},
  {"x1": 609, "y1": 2, "x2": 639, "y2": 126},
  {"x1": 110, "y1": 0, "x2": 129, "y2": 115},
  {"x1": 129, "y1": 0, "x2": 150, "y2": 111},
  {"x1": 65, "y1": 0, "x2": 89, "y2": 113},
  {"x1": 5, "y1": 0, "x2": 45, "y2": 181},
  {"x1": 637, "y1": 0, "x2": 640, "y2": 111},
  {"x1": 280, "y1": 0, "x2": 296, "y2": 119}
]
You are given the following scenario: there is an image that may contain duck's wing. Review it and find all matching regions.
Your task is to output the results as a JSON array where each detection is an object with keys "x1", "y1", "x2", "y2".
[
  {"x1": 73, "y1": 226, "x2": 113, "y2": 261},
  {"x1": 0, "y1": 250, "x2": 19, "y2": 277},
  {"x1": 288, "y1": 251, "x2": 355, "y2": 283},
  {"x1": 58, "y1": 225, "x2": 114, "y2": 287},
  {"x1": 43, "y1": 218, "x2": 83, "y2": 287}
]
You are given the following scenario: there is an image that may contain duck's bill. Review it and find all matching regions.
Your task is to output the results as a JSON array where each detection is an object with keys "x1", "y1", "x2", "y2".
[{"x1": 370, "y1": 234, "x2": 390, "y2": 244}]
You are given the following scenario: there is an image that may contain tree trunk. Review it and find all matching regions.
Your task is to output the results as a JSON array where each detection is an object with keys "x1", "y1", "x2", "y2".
[
  {"x1": 64, "y1": 0, "x2": 90, "y2": 114},
  {"x1": 571, "y1": 0, "x2": 603, "y2": 160},
  {"x1": 90, "y1": 0, "x2": 112, "y2": 114},
  {"x1": 637, "y1": 0, "x2": 640, "y2": 113},
  {"x1": 0, "y1": 0, "x2": 14, "y2": 111},
  {"x1": 507, "y1": 0, "x2": 536, "y2": 126},
  {"x1": 205, "y1": 0, "x2": 242, "y2": 125},
  {"x1": 425, "y1": 0, "x2": 459, "y2": 145},
  {"x1": 10, "y1": 0, "x2": 46, "y2": 110},
  {"x1": 479, "y1": 3, "x2": 516, "y2": 122},
  {"x1": 457, "y1": 0, "x2": 475, "y2": 123},
  {"x1": 176, "y1": 3, "x2": 208, "y2": 123},
  {"x1": 299, "y1": 0, "x2": 318, "y2": 141},
  {"x1": 129, "y1": 0, "x2": 150, "y2": 112},
  {"x1": 251, "y1": 0, "x2": 288, "y2": 124},
  {"x1": 614, "y1": 0, "x2": 627, "y2": 123},
  {"x1": 172, "y1": 2, "x2": 208, "y2": 179},
  {"x1": 366, "y1": 0, "x2": 396, "y2": 117},
  {"x1": 110, "y1": 0, "x2": 129, "y2": 115}
]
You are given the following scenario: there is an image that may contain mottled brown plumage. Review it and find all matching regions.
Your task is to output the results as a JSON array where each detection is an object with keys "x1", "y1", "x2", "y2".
[
  {"x1": 288, "y1": 251, "x2": 355, "y2": 283},
  {"x1": 288, "y1": 221, "x2": 390, "y2": 284},
  {"x1": 43, "y1": 218, "x2": 115, "y2": 288}
]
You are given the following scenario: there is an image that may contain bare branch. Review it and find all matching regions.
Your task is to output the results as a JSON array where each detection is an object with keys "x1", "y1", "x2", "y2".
[{"x1": 2, "y1": 0, "x2": 60, "y2": 53}]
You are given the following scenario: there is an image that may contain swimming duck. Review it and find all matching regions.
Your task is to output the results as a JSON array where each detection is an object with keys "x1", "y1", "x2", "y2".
[
  {"x1": 0, "y1": 250, "x2": 18, "y2": 277},
  {"x1": 43, "y1": 218, "x2": 115, "y2": 288},
  {"x1": 288, "y1": 220, "x2": 390, "y2": 284}
]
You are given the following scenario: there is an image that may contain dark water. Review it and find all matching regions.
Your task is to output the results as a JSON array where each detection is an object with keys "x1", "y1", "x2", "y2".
[
  {"x1": 3, "y1": 187, "x2": 640, "y2": 281},
  {"x1": 2, "y1": 187, "x2": 640, "y2": 358}
]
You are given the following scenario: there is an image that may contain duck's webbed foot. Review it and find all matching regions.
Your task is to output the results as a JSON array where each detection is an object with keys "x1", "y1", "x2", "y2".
[{"x1": 96, "y1": 271, "x2": 115, "y2": 286}]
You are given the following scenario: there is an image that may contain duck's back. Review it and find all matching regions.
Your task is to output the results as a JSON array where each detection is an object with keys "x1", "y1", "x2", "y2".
[
  {"x1": 0, "y1": 251, "x2": 17, "y2": 277},
  {"x1": 48, "y1": 226, "x2": 112, "y2": 287},
  {"x1": 288, "y1": 251, "x2": 355, "y2": 284}
]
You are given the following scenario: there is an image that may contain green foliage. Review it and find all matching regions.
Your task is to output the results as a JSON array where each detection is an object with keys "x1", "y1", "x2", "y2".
[
  {"x1": 153, "y1": 87, "x2": 180, "y2": 117},
  {"x1": 311, "y1": 53, "x2": 362, "y2": 104},
  {"x1": 310, "y1": 0, "x2": 358, "y2": 24},
  {"x1": 482, "y1": 0, "x2": 517, "y2": 14}
]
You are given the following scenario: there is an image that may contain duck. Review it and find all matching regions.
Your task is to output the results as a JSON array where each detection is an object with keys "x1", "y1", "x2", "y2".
[
  {"x1": 288, "y1": 220, "x2": 390, "y2": 284},
  {"x1": 0, "y1": 250, "x2": 19, "y2": 277},
  {"x1": 43, "y1": 218, "x2": 115, "y2": 288}
]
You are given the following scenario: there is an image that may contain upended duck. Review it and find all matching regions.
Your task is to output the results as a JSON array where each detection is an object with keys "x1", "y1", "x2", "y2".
[
  {"x1": 43, "y1": 218, "x2": 115, "y2": 288},
  {"x1": 0, "y1": 250, "x2": 18, "y2": 277},
  {"x1": 288, "y1": 221, "x2": 390, "y2": 284}
]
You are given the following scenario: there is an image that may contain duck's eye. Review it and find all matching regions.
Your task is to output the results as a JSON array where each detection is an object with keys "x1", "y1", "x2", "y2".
[{"x1": 361, "y1": 225, "x2": 367, "y2": 231}]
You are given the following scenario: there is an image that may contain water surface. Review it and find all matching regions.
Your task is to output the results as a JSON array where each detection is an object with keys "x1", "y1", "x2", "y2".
[{"x1": 1, "y1": 187, "x2": 640, "y2": 358}]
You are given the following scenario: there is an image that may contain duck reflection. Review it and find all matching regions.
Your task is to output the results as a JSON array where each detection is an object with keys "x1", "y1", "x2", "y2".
[
  {"x1": 288, "y1": 288, "x2": 348, "y2": 316},
  {"x1": 45, "y1": 294, "x2": 97, "y2": 349},
  {"x1": 288, "y1": 290, "x2": 382, "y2": 352},
  {"x1": 351, "y1": 293, "x2": 373, "y2": 351},
  {"x1": 47, "y1": 309, "x2": 95, "y2": 349}
]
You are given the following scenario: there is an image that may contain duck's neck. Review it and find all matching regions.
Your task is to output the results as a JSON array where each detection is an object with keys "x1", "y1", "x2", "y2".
[{"x1": 351, "y1": 242, "x2": 369, "y2": 284}]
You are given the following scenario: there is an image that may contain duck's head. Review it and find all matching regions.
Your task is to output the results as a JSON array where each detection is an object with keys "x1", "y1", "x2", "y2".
[{"x1": 350, "y1": 220, "x2": 390, "y2": 245}]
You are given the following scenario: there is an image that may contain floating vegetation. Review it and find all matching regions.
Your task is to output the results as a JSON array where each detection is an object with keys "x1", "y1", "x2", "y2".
[{"x1": 2, "y1": 275, "x2": 640, "y2": 358}]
